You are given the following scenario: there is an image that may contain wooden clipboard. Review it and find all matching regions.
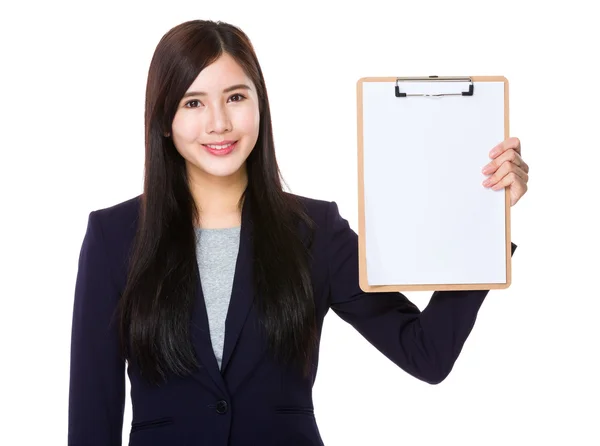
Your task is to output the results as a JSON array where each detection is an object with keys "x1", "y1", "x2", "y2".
[{"x1": 357, "y1": 76, "x2": 512, "y2": 292}]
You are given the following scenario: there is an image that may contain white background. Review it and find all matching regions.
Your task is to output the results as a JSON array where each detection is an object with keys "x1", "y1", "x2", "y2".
[{"x1": 1, "y1": 1, "x2": 599, "y2": 445}]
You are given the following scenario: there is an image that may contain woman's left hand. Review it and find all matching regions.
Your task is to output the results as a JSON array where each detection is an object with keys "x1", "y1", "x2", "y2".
[{"x1": 481, "y1": 137, "x2": 529, "y2": 206}]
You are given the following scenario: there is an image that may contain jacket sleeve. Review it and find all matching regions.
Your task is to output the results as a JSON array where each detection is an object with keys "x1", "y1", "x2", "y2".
[
  {"x1": 68, "y1": 211, "x2": 125, "y2": 445},
  {"x1": 326, "y1": 201, "x2": 517, "y2": 384}
]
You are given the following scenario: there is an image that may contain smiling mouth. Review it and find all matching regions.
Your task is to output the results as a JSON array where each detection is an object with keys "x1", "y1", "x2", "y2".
[
  {"x1": 204, "y1": 142, "x2": 236, "y2": 149},
  {"x1": 202, "y1": 141, "x2": 238, "y2": 155}
]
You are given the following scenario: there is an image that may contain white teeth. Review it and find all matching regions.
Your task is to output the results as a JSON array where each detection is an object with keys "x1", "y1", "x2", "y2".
[{"x1": 206, "y1": 142, "x2": 235, "y2": 149}]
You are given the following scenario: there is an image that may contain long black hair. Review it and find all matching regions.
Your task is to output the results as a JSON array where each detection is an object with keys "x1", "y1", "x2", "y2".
[{"x1": 115, "y1": 20, "x2": 317, "y2": 386}]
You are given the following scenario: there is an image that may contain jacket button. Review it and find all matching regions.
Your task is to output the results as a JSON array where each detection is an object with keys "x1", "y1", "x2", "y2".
[{"x1": 216, "y1": 400, "x2": 228, "y2": 414}]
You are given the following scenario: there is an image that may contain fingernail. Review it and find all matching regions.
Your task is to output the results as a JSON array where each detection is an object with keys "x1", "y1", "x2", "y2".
[{"x1": 482, "y1": 165, "x2": 493, "y2": 174}]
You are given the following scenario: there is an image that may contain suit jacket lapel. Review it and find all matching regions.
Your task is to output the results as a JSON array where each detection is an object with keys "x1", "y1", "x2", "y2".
[
  {"x1": 190, "y1": 193, "x2": 256, "y2": 390},
  {"x1": 220, "y1": 193, "x2": 255, "y2": 373},
  {"x1": 190, "y1": 271, "x2": 227, "y2": 393}
]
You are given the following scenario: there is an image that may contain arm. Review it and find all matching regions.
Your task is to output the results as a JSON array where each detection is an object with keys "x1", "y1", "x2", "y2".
[
  {"x1": 68, "y1": 211, "x2": 125, "y2": 445},
  {"x1": 327, "y1": 201, "x2": 517, "y2": 384}
]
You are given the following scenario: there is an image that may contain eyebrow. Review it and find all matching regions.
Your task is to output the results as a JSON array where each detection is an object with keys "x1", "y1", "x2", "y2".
[{"x1": 182, "y1": 84, "x2": 251, "y2": 99}]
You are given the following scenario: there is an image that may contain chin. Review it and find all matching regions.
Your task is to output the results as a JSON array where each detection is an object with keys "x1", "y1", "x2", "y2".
[
  {"x1": 205, "y1": 166, "x2": 245, "y2": 178},
  {"x1": 192, "y1": 160, "x2": 247, "y2": 179}
]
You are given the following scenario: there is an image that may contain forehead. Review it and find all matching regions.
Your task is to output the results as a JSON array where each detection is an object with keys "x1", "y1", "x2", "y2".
[{"x1": 186, "y1": 53, "x2": 253, "y2": 93}]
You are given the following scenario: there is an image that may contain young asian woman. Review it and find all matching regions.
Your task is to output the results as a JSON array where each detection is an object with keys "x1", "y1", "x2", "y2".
[{"x1": 67, "y1": 19, "x2": 530, "y2": 446}]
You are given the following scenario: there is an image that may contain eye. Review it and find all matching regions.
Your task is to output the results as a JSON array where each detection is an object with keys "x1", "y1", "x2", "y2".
[
  {"x1": 184, "y1": 99, "x2": 202, "y2": 108},
  {"x1": 184, "y1": 93, "x2": 246, "y2": 108},
  {"x1": 229, "y1": 93, "x2": 246, "y2": 102}
]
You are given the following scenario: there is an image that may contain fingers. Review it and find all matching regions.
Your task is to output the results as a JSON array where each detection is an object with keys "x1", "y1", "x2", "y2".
[
  {"x1": 484, "y1": 148, "x2": 529, "y2": 175},
  {"x1": 483, "y1": 161, "x2": 529, "y2": 190},
  {"x1": 485, "y1": 137, "x2": 528, "y2": 207},
  {"x1": 488, "y1": 171, "x2": 526, "y2": 191},
  {"x1": 490, "y1": 136, "x2": 521, "y2": 157}
]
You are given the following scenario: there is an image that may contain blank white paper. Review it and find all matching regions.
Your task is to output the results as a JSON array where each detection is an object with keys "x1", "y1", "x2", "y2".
[{"x1": 362, "y1": 80, "x2": 507, "y2": 285}]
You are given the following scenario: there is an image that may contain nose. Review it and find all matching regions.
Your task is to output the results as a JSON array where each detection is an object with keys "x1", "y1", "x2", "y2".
[{"x1": 206, "y1": 103, "x2": 232, "y2": 134}]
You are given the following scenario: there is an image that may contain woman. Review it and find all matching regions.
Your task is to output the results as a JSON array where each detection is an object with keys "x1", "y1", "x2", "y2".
[{"x1": 68, "y1": 19, "x2": 530, "y2": 446}]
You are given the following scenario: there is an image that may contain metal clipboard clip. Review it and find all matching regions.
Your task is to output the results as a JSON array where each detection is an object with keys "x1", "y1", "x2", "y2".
[{"x1": 395, "y1": 76, "x2": 474, "y2": 98}]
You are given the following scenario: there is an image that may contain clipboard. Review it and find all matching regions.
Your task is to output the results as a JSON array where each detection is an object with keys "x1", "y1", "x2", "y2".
[{"x1": 357, "y1": 76, "x2": 512, "y2": 292}]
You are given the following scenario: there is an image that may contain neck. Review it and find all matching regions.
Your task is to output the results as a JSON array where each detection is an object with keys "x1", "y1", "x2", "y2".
[{"x1": 187, "y1": 162, "x2": 247, "y2": 228}]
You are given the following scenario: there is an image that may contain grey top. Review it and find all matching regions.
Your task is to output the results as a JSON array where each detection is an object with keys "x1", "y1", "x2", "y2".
[{"x1": 194, "y1": 226, "x2": 241, "y2": 370}]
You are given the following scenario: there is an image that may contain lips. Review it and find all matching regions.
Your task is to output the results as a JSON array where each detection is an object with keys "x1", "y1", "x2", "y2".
[{"x1": 202, "y1": 140, "x2": 238, "y2": 156}]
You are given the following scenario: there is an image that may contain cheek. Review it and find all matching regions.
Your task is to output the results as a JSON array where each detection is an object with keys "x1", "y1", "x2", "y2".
[
  {"x1": 236, "y1": 109, "x2": 260, "y2": 137},
  {"x1": 172, "y1": 115, "x2": 201, "y2": 141}
]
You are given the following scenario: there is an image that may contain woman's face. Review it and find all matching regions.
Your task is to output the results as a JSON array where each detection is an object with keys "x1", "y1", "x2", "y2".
[{"x1": 170, "y1": 53, "x2": 260, "y2": 181}]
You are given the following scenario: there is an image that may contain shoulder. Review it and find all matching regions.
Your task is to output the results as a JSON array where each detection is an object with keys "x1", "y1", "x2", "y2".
[
  {"x1": 89, "y1": 193, "x2": 142, "y2": 243},
  {"x1": 86, "y1": 194, "x2": 141, "y2": 251},
  {"x1": 85, "y1": 194, "x2": 142, "y2": 287},
  {"x1": 284, "y1": 192, "x2": 349, "y2": 231},
  {"x1": 90, "y1": 194, "x2": 141, "y2": 228},
  {"x1": 283, "y1": 191, "x2": 333, "y2": 220},
  {"x1": 282, "y1": 193, "x2": 353, "y2": 253}
]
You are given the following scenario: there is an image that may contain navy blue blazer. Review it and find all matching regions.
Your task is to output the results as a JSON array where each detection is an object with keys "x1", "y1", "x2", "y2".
[{"x1": 68, "y1": 192, "x2": 516, "y2": 446}]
